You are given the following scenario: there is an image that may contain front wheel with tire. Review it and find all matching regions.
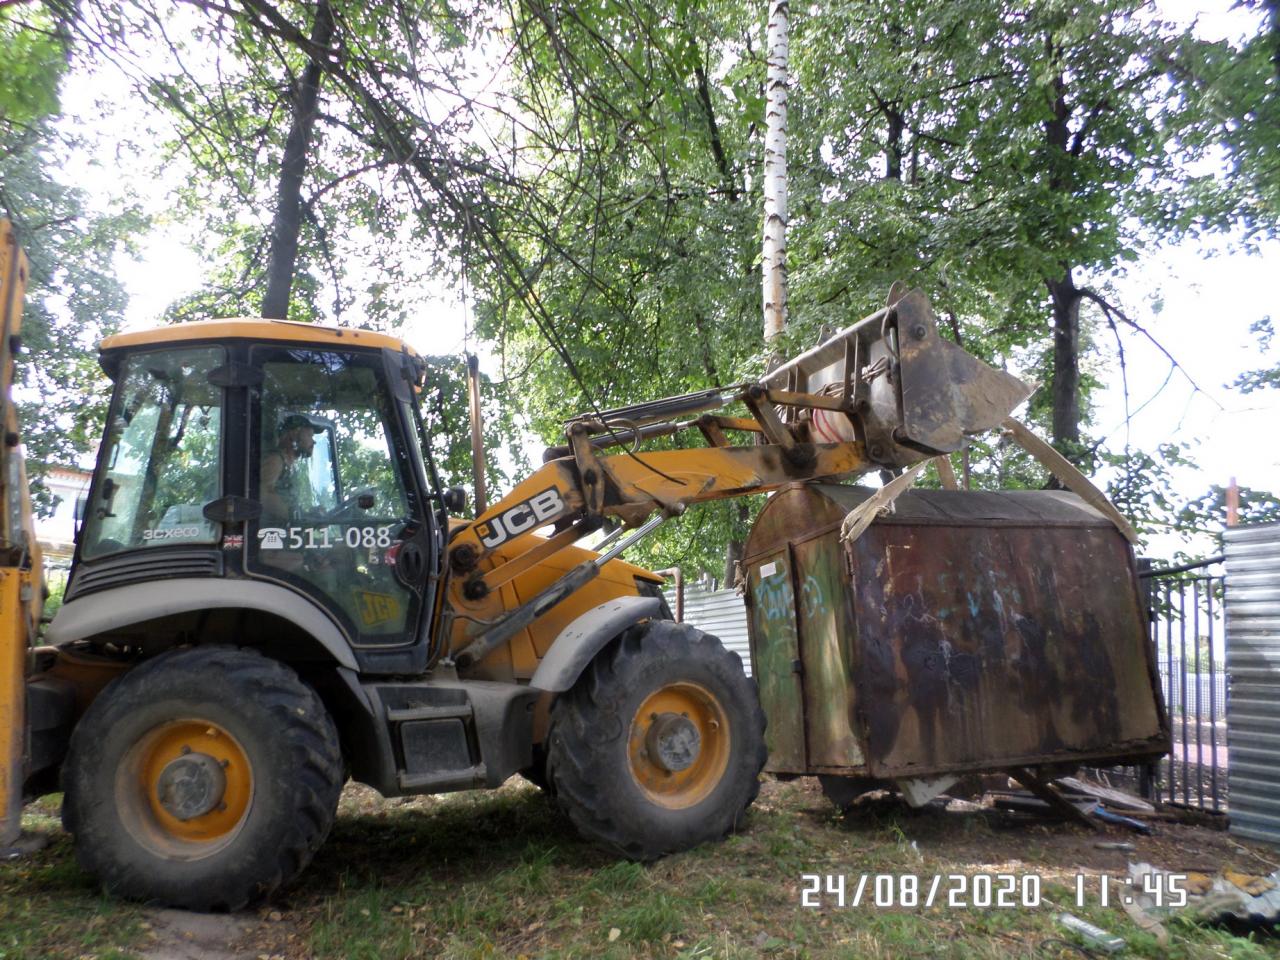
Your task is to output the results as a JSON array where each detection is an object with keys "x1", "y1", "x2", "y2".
[
  {"x1": 546, "y1": 620, "x2": 766, "y2": 860},
  {"x1": 62, "y1": 646, "x2": 343, "y2": 911}
]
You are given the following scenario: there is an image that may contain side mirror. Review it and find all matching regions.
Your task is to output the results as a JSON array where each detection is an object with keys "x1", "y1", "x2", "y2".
[
  {"x1": 442, "y1": 486, "x2": 466, "y2": 515},
  {"x1": 97, "y1": 477, "x2": 118, "y2": 518}
]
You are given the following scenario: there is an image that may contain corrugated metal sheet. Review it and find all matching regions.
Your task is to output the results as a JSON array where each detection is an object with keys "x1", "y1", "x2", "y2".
[
  {"x1": 665, "y1": 584, "x2": 753, "y2": 676},
  {"x1": 1225, "y1": 521, "x2": 1280, "y2": 847}
]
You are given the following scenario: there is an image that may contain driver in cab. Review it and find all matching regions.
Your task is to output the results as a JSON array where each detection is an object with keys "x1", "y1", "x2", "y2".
[{"x1": 261, "y1": 413, "x2": 324, "y2": 523}]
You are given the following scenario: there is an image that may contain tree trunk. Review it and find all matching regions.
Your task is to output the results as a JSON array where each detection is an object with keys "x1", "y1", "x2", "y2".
[
  {"x1": 752, "y1": 0, "x2": 790, "y2": 574},
  {"x1": 723, "y1": 538, "x2": 743, "y2": 588},
  {"x1": 762, "y1": 0, "x2": 789, "y2": 342},
  {"x1": 693, "y1": 60, "x2": 737, "y2": 201},
  {"x1": 1047, "y1": 268, "x2": 1082, "y2": 455},
  {"x1": 885, "y1": 106, "x2": 904, "y2": 181},
  {"x1": 262, "y1": 0, "x2": 335, "y2": 320},
  {"x1": 1042, "y1": 55, "x2": 1083, "y2": 459},
  {"x1": 723, "y1": 502, "x2": 750, "y2": 587},
  {"x1": 1266, "y1": 0, "x2": 1280, "y2": 82}
]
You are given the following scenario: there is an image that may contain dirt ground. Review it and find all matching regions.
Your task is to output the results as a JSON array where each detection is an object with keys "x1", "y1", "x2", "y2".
[
  {"x1": 134, "y1": 909, "x2": 300, "y2": 960},
  {"x1": 838, "y1": 788, "x2": 1279, "y2": 880}
]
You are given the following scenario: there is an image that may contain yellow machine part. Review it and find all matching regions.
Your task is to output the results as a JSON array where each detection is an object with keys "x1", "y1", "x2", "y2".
[
  {"x1": 122, "y1": 719, "x2": 254, "y2": 851},
  {"x1": 100, "y1": 317, "x2": 418, "y2": 356},
  {"x1": 1, "y1": 220, "x2": 41, "y2": 846},
  {"x1": 627, "y1": 680, "x2": 731, "y2": 809},
  {"x1": 0, "y1": 569, "x2": 35, "y2": 841},
  {"x1": 451, "y1": 537, "x2": 663, "y2": 683}
]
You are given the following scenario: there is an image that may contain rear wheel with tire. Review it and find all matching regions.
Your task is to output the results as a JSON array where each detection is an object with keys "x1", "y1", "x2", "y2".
[
  {"x1": 62, "y1": 646, "x2": 343, "y2": 911},
  {"x1": 546, "y1": 620, "x2": 766, "y2": 860}
]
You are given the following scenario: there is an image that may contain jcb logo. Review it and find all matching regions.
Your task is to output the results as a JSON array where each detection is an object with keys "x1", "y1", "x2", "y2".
[
  {"x1": 356, "y1": 590, "x2": 400, "y2": 628},
  {"x1": 476, "y1": 487, "x2": 566, "y2": 549}
]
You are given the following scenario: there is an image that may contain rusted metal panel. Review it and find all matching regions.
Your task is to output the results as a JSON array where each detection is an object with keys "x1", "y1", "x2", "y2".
[
  {"x1": 744, "y1": 484, "x2": 1169, "y2": 782},
  {"x1": 744, "y1": 484, "x2": 844, "y2": 566},
  {"x1": 791, "y1": 536, "x2": 864, "y2": 768},
  {"x1": 847, "y1": 519, "x2": 1166, "y2": 777},
  {"x1": 746, "y1": 551, "x2": 807, "y2": 772}
]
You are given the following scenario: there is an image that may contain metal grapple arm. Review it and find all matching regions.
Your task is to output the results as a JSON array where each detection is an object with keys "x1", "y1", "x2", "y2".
[{"x1": 445, "y1": 288, "x2": 1031, "y2": 665}]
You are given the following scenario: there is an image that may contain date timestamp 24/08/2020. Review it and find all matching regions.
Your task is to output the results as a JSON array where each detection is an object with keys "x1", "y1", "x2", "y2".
[{"x1": 799, "y1": 873, "x2": 1189, "y2": 910}]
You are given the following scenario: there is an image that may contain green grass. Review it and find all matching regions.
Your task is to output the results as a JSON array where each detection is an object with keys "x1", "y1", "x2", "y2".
[
  {"x1": 4, "y1": 781, "x2": 1279, "y2": 959},
  {"x1": 0, "y1": 795, "x2": 145, "y2": 960}
]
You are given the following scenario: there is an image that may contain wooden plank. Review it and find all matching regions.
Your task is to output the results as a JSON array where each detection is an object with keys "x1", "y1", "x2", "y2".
[
  {"x1": 1002, "y1": 417, "x2": 1138, "y2": 544},
  {"x1": 1008, "y1": 767, "x2": 1099, "y2": 828},
  {"x1": 935, "y1": 456, "x2": 960, "y2": 490},
  {"x1": 1057, "y1": 776, "x2": 1155, "y2": 814}
]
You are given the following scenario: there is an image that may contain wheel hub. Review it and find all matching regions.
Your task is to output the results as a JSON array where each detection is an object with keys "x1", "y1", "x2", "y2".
[
  {"x1": 645, "y1": 713, "x2": 701, "y2": 772},
  {"x1": 155, "y1": 751, "x2": 227, "y2": 821},
  {"x1": 627, "y1": 680, "x2": 732, "y2": 810}
]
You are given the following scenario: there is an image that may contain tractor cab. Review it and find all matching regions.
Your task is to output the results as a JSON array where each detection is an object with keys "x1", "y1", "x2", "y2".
[{"x1": 62, "y1": 321, "x2": 447, "y2": 671}]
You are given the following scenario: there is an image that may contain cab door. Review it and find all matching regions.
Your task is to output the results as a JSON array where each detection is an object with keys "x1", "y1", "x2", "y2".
[{"x1": 245, "y1": 345, "x2": 428, "y2": 651}]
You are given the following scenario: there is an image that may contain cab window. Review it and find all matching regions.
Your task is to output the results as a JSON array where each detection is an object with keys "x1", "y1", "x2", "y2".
[
  {"x1": 251, "y1": 347, "x2": 417, "y2": 642},
  {"x1": 81, "y1": 346, "x2": 224, "y2": 559},
  {"x1": 256, "y1": 353, "x2": 409, "y2": 524}
]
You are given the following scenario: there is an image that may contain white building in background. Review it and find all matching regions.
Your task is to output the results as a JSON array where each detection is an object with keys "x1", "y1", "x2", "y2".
[{"x1": 36, "y1": 465, "x2": 91, "y2": 566}]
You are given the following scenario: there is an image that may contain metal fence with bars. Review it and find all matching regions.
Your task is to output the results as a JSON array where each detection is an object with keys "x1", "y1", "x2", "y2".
[
  {"x1": 1148, "y1": 557, "x2": 1227, "y2": 812},
  {"x1": 1157, "y1": 661, "x2": 1227, "y2": 722},
  {"x1": 1092, "y1": 556, "x2": 1227, "y2": 812}
]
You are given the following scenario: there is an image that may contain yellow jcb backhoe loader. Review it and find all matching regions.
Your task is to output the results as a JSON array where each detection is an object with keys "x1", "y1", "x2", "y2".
[{"x1": 0, "y1": 219, "x2": 1032, "y2": 909}]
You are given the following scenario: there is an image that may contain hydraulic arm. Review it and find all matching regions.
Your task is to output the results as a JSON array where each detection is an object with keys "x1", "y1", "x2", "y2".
[{"x1": 444, "y1": 287, "x2": 1032, "y2": 667}]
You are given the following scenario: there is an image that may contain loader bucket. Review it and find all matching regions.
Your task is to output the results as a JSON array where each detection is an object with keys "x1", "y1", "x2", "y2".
[{"x1": 763, "y1": 289, "x2": 1032, "y2": 468}]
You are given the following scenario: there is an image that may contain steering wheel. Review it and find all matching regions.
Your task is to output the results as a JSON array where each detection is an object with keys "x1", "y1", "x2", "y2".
[{"x1": 316, "y1": 487, "x2": 379, "y2": 522}]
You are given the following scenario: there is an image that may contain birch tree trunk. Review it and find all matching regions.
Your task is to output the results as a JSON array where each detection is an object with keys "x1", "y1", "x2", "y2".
[{"x1": 762, "y1": 0, "x2": 790, "y2": 342}]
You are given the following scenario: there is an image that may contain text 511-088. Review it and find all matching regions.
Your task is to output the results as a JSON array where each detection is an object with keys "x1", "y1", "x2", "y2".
[{"x1": 799, "y1": 874, "x2": 1043, "y2": 909}]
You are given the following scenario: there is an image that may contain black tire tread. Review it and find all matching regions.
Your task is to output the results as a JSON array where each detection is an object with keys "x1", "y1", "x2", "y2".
[
  {"x1": 546, "y1": 621, "x2": 767, "y2": 860},
  {"x1": 63, "y1": 645, "x2": 343, "y2": 911}
]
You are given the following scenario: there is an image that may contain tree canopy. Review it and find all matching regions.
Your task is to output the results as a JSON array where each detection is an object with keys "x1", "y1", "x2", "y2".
[
  {"x1": 2, "y1": 2, "x2": 142, "y2": 513},
  {"x1": 4, "y1": 0, "x2": 1277, "y2": 562}
]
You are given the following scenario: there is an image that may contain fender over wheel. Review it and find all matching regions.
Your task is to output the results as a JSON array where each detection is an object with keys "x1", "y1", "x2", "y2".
[
  {"x1": 547, "y1": 620, "x2": 766, "y2": 860},
  {"x1": 62, "y1": 646, "x2": 343, "y2": 911}
]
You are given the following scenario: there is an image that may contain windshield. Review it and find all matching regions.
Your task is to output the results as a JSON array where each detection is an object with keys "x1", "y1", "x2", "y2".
[{"x1": 81, "y1": 346, "x2": 224, "y2": 560}]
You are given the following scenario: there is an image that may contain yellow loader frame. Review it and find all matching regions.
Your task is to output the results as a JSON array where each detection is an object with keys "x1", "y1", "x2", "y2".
[{"x1": 0, "y1": 219, "x2": 43, "y2": 851}]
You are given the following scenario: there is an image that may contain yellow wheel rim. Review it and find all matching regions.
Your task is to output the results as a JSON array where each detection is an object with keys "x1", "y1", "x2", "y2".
[
  {"x1": 117, "y1": 719, "x2": 254, "y2": 858},
  {"x1": 627, "y1": 681, "x2": 731, "y2": 810}
]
